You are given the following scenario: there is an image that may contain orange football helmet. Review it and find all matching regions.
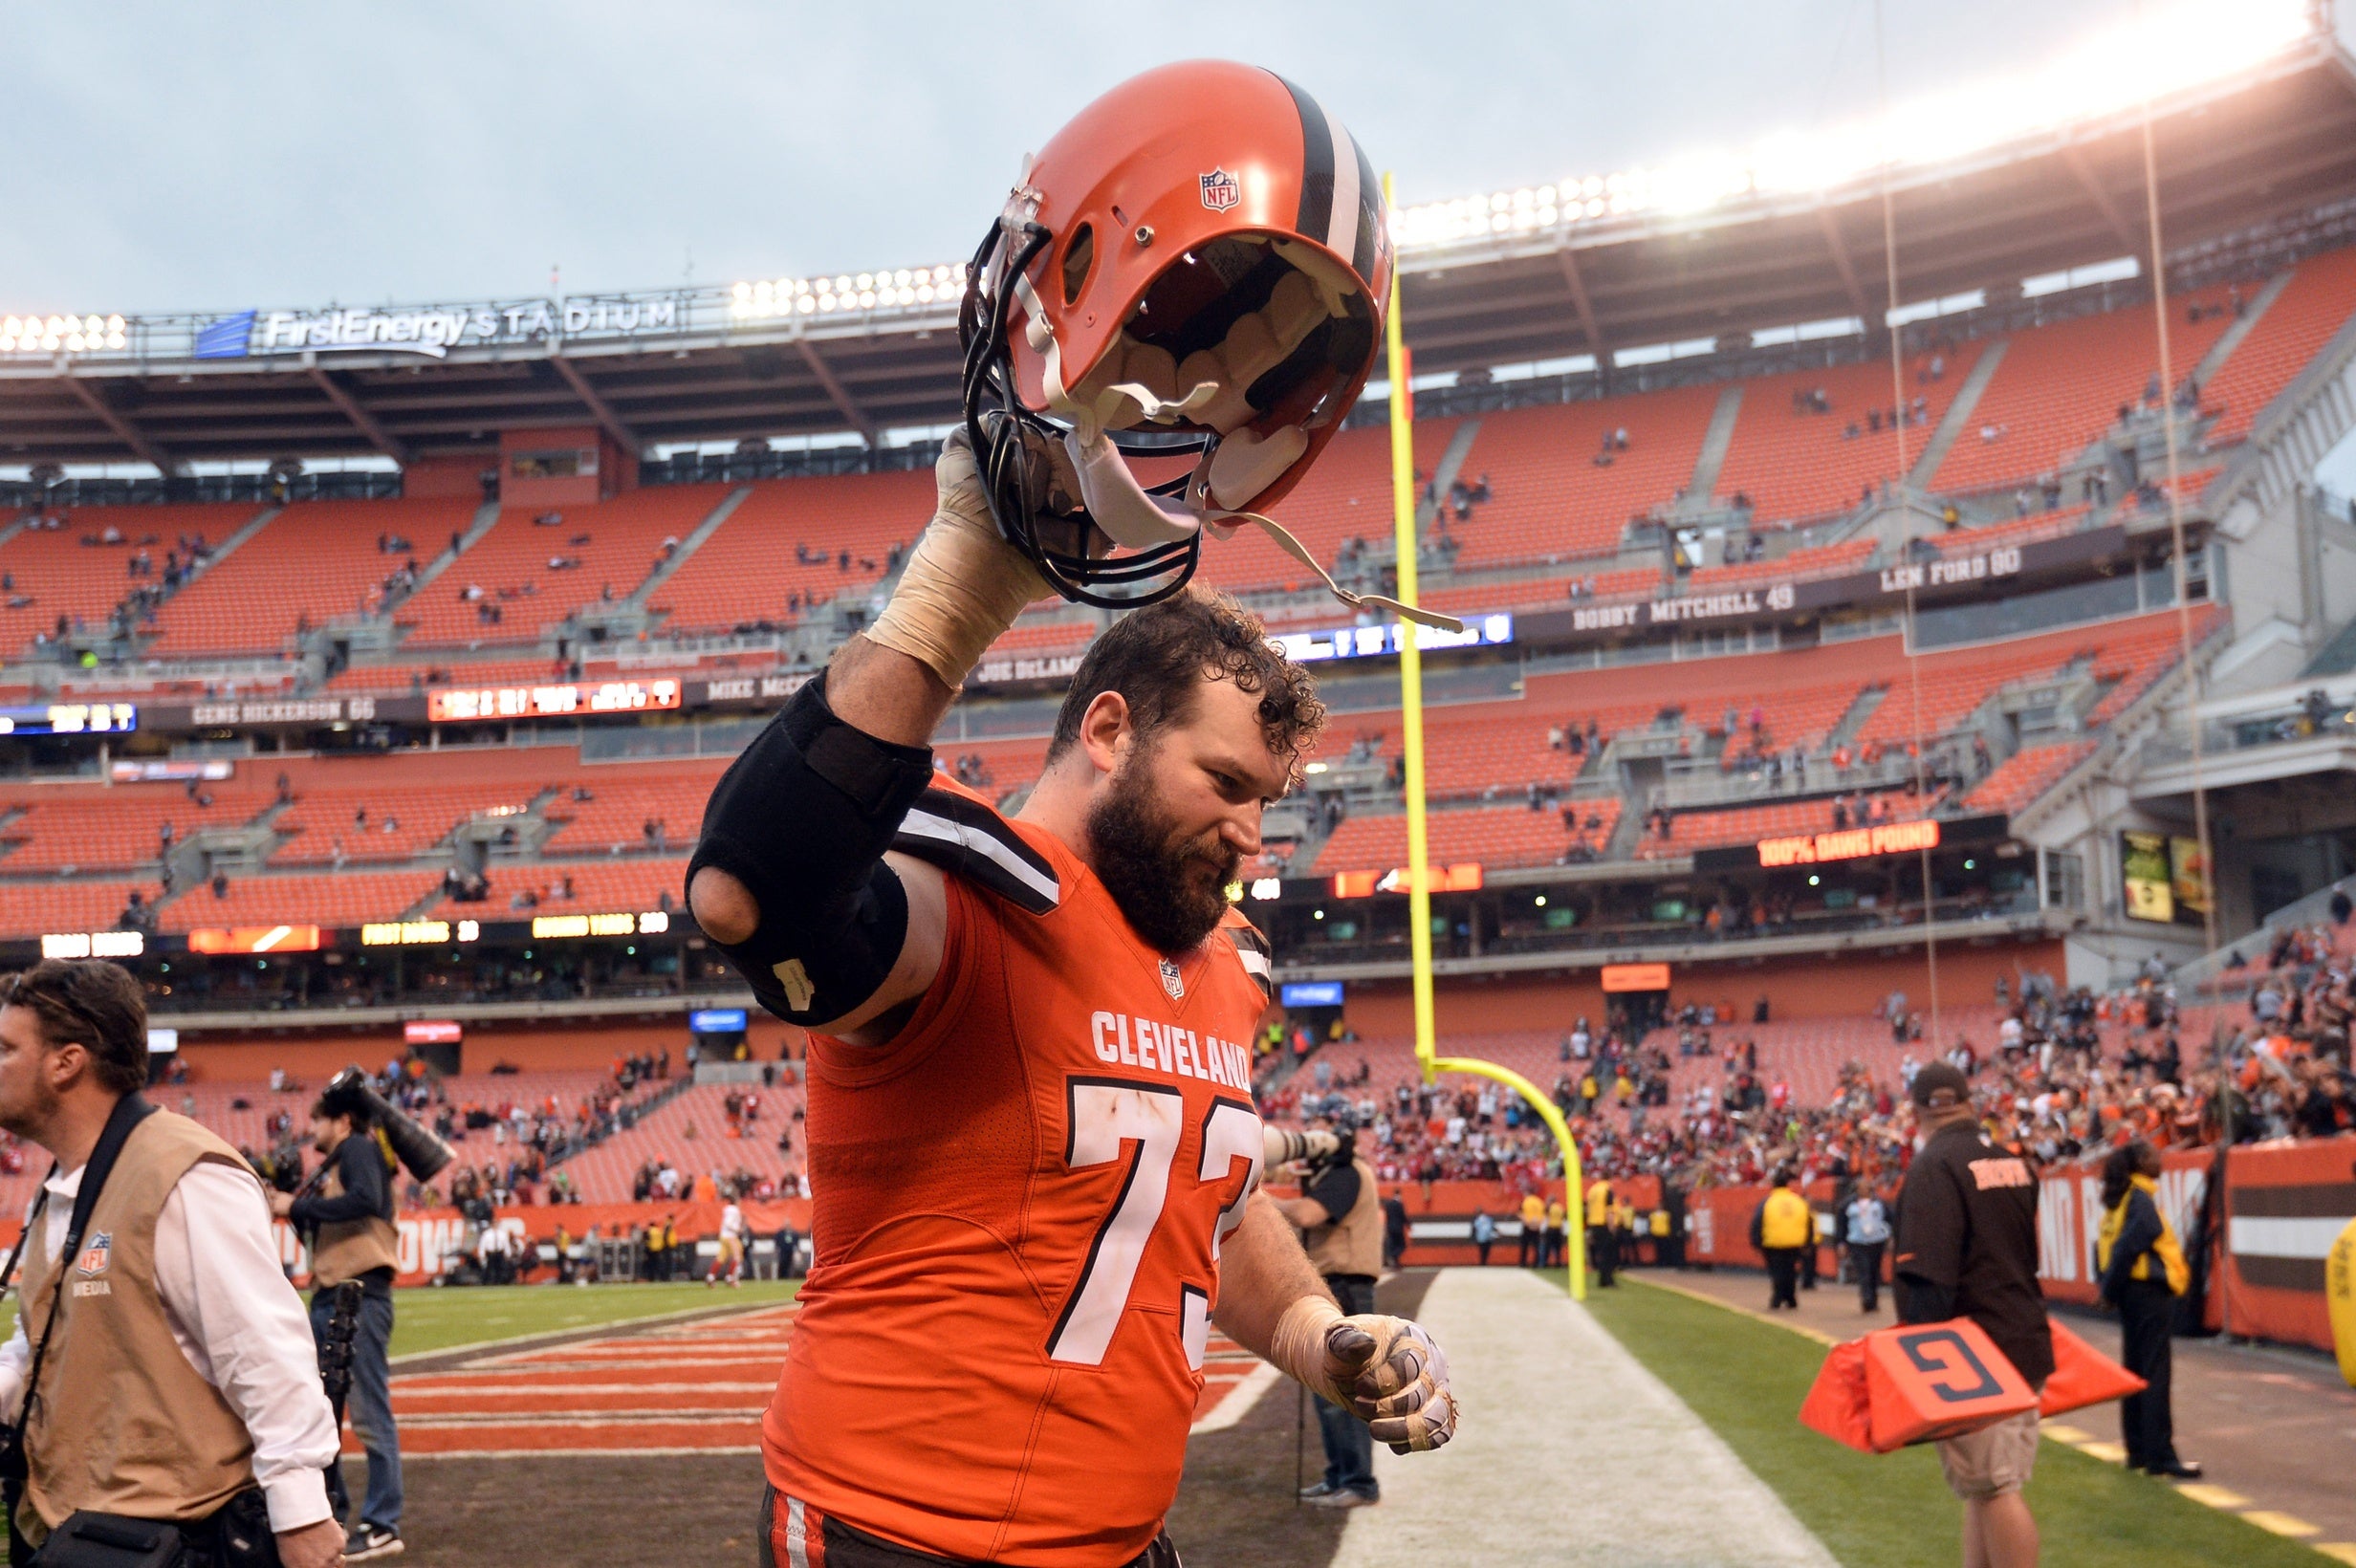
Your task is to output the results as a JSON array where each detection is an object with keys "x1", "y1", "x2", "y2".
[{"x1": 960, "y1": 61, "x2": 1393, "y2": 609}]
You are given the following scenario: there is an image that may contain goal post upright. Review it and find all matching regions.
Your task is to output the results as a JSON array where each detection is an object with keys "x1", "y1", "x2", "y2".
[{"x1": 1383, "y1": 173, "x2": 1586, "y2": 1299}]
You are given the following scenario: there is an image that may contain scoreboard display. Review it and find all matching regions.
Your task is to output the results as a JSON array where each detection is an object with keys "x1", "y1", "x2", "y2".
[{"x1": 0, "y1": 702, "x2": 136, "y2": 734}]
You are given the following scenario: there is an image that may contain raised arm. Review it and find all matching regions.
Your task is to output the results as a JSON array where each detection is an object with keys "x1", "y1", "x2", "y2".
[{"x1": 687, "y1": 434, "x2": 1051, "y2": 1042}]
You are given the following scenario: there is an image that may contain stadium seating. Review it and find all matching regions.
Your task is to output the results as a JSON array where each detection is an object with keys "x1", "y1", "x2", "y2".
[
  {"x1": 555, "y1": 1080, "x2": 806, "y2": 1204},
  {"x1": 1712, "y1": 348, "x2": 1984, "y2": 524},
  {"x1": 0, "y1": 785, "x2": 274, "y2": 872},
  {"x1": 1921, "y1": 505, "x2": 2091, "y2": 555},
  {"x1": 158, "y1": 870, "x2": 446, "y2": 932},
  {"x1": 538, "y1": 761, "x2": 729, "y2": 857},
  {"x1": 144, "y1": 498, "x2": 481, "y2": 655},
  {"x1": 440, "y1": 857, "x2": 688, "y2": 922},
  {"x1": 1313, "y1": 800, "x2": 1621, "y2": 875},
  {"x1": 647, "y1": 469, "x2": 933, "y2": 634},
  {"x1": 1439, "y1": 386, "x2": 1722, "y2": 565},
  {"x1": 2199, "y1": 248, "x2": 2356, "y2": 446},
  {"x1": 403, "y1": 486, "x2": 734, "y2": 645},
  {"x1": 1684, "y1": 536, "x2": 1875, "y2": 592},
  {"x1": 1962, "y1": 740, "x2": 2095, "y2": 815},
  {"x1": 1928, "y1": 286, "x2": 2240, "y2": 494},
  {"x1": 323, "y1": 656, "x2": 574, "y2": 695},
  {"x1": 0, "y1": 503, "x2": 263, "y2": 657},
  {"x1": 1191, "y1": 419, "x2": 1465, "y2": 595},
  {"x1": 271, "y1": 781, "x2": 543, "y2": 864},
  {"x1": 0, "y1": 879, "x2": 161, "y2": 933}
]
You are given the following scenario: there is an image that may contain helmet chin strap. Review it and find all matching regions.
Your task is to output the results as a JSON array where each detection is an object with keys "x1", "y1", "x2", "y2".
[{"x1": 1010, "y1": 255, "x2": 1463, "y2": 634}]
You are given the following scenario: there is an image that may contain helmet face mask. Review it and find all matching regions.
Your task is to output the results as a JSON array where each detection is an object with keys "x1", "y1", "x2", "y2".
[{"x1": 956, "y1": 62, "x2": 1392, "y2": 611}]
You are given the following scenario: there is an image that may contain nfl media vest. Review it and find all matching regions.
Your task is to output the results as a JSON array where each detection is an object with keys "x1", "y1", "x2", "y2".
[
  {"x1": 1303, "y1": 1157, "x2": 1384, "y2": 1279},
  {"x1": 308, "y1": 1136, "x2": 399, "y2": 1287},
  {"x1": 16, "y1": 1111, "x2": 257, "y2": 1535}
]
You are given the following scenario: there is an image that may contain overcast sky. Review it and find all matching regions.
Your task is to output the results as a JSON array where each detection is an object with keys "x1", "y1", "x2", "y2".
[{"x1": 15, "y1": 0, "x2": 2345, "y2": 316}]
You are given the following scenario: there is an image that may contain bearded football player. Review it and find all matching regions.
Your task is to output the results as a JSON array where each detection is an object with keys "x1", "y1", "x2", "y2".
[{"x1": 689, "y1": 61, "x2": 1458, "y2": 1568}]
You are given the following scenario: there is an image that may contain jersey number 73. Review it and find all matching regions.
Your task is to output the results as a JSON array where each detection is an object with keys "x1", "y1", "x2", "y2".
[{"x1": 1046, "y1": 1078, "x2": 1262, "y2": 1368}]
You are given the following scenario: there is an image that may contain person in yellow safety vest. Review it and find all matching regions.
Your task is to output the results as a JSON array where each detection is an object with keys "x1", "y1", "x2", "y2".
[
  {"x1": 1542, "y1": 1197, "x2": 1567, "y2": 1269},
  {"x1": 1647, "y1": 1206, "x2": 1671, "y2": 1270},
  {"x1": 1585, "y1": 1177, "x2": 1618, "y2": 1287},
  {"x1": 1608, "y1": 1193, "x2": 1637, "y2": 1268},
  {"x1": 2098, "y1": 1140, "x2": 2198, "y2": 1478},
  {"x1": 1752, "y1": 1166, "x2": 1811, "y2": 1310},
  {"x1": 1517, "y1": 1191, "x2": 1546, "y2": 1267}
]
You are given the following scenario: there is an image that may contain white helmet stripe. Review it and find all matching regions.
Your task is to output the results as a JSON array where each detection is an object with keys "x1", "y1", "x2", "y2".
[{"x1": 1320, "y1": 102, "x2": 1363, "y2": 264}]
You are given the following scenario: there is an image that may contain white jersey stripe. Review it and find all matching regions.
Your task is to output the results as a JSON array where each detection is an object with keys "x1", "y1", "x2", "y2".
[{"x1": 899, "y1": 807, "x2": 1062, "y2": 909}]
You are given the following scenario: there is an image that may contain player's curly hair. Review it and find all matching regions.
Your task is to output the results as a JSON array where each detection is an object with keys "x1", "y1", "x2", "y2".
[{"x1": 1047, "y1": 586, "x2": 1325, "y2": 783}]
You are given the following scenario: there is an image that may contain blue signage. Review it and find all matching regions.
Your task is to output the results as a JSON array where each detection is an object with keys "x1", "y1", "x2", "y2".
[
  {"x1": 193, "y1": 310, "x2": 255, "y2": 359},
  {"x1": 1279, "y1": 981, "x2": 1344, "y2": 1009},
  {"x1": 688, "y1": 1007, "x2": 749, "y2": 1034}
]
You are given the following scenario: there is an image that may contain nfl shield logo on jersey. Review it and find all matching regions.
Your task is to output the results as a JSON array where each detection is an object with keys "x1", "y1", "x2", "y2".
[
  {"x1": 1198, "y1": 168, "x2": 1240, "y2": 212},
  {"x1": 1160, "y1": 958, "x2": 1186, "y2": 999},
  {"x1": 76, "y1": 1232, "x2": 112, "y2": 1276}
]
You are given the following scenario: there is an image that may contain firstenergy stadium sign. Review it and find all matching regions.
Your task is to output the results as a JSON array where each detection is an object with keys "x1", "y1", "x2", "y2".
[{"x1": 193, "y1": 294, "x2": 688, "y2": 361}]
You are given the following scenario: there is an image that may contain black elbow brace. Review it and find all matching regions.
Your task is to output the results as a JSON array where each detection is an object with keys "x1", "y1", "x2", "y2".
[{"x1": 687, "y1": 671, "x2": 936, "y2": 1025}]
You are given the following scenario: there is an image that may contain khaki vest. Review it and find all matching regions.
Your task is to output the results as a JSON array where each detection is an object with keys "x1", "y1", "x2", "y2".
[
  {"x1": 17, "y1": 1110, "x2": 258, "y2": 1535},
  {"x1": 1302, "y1": 1158, "x2": 1384, "y2": 1279},
  {"x1": 309, "y1": 1136, "x2": 399, "y2": 1287}
]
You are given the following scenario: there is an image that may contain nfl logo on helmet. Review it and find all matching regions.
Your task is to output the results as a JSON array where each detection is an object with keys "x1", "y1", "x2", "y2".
[{"x1": 1198, "y1": 167, "x2": 1240, "y2": 211}]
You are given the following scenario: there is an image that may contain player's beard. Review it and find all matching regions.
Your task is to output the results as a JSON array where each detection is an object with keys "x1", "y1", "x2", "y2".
[{"x1": 1087, "y1": 744, "x2": 1239, "y2": 957}]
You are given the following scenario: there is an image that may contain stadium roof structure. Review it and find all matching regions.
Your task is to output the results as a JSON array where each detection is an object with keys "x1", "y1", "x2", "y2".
[{"x1": 6, "y1": 28, "x2": 2356, "y2": 469}]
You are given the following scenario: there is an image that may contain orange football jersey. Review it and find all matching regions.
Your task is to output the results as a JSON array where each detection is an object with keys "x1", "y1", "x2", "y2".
[{"x1": 764, "y1": 780, "x2": 1275, "y2": 1566}]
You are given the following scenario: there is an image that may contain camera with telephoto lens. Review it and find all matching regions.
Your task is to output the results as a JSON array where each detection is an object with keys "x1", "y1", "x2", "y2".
[
  {"x1": 1262, "y1": 1124, "x2": 1355, "y2": 1173},
  {"x1": 321, "y1": 1064, "x2": 456, "y2": 1182}
]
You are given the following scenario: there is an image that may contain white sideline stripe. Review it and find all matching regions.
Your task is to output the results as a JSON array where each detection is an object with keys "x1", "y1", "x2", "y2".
[
  {"x1": 900, "y1": 809, "x2": 1059, "y2": 906},
  {"x1": 1331, "y1": 1270, "x2": 1838, "y2": 1568},
  {"x1": 1189, "y1": 1360, "x2": 1282, "y2": 1434},
  {"x1": 2229, "y1": 1215, "x2": 2352, "y2": 1259}
]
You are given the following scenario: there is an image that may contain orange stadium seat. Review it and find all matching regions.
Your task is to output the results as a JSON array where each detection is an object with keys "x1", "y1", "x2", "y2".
[
  {"x1": 0, "y1": 879, "x2": 162, "y2": 938},
  {"x1": 647, "y1": 470, "x2": 933, "y2": 634},
  {"x1": 271, "y1": 781, "x2": 543, "y2": 864},
  {"x1": 1312, "y1": 801, "x2": 1619, "y2": 875},
  {"x1": 441, "y1": 857, "x2": 689, "y2": 921},
  {"x1": 0, "y1": 503, "x2": 264, "y2": 657},
  {"x1": 158, "y1": 870, "x2": 445, "y2": 932},
  {"x1": 0, "y1": 785, "x2": 273, "y2": 872},
  {"x1": 1929, "y1": 286, "x2": 2240, "y2": 494},
  {"x1": 538, "y1": 761, "x2": 728, "y2": 856},
  {"x1": 1685, "y1": 537, "x2": 1876, "y2": 592},
  {"x1": 145, "y1": 498, "x2": 482, "y2": 656},
  {"x1": 1441, "y1": 385, "x2": 1722, "y2": 566},
  {"x1": 1961, "y1": 740, "x2": 2095, "y2": 815},
  {"x1": 323, "y1": 656, "x2": 574, "y2": 696},
  {"x1": 1922, "y1": 505, "x2": 2092, "y2": 555},
  {"x1": 1190, "y1": 420, "x2": 1463, "y2": 596},
  {"x1": 1712, "y1": 348, "x2": 1984, "y2": 524},
  {"x1": 403, "y1": 486, "x2": 735, "y2": 645},
  {"x1": 2199, "y1": 247, "x2": 2356, "y2": 447}
]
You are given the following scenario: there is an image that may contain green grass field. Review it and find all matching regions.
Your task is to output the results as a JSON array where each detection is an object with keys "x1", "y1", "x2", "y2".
[
  {"x1": 1582, "y1": 1277, "x2": 2320, "y2": 1568},
  {"x1": 387, "y1": 1279, "x2": 798, "y2": 1357}
]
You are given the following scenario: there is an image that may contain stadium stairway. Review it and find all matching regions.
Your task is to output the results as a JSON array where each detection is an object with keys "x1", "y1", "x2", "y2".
[
  {"x1": 625, "y1": 485, "x2": 752, "y2": 611},
  {"x1": 1902, "y1": 338, "x2": 2009, "y2": 490},
  {"x1": 2189, "y1": 271, "x2": 2295, "y2": 389},
  {"x1": 1684, "y1": 383, "x2": 1744, "y2": 507},
  {"x1": 393, "y1": 499, "x2": 506, "y2": 605}
]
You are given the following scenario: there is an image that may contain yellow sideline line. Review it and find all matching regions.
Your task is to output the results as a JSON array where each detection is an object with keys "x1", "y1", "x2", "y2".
[{"x1": 1619, "y1": 1275, "x2": 2351, "y2": 1558}]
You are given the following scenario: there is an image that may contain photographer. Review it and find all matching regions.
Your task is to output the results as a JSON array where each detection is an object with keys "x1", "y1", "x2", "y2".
[
  {"x1": 0, "y1": 959, "x2": 342, "y2": 1567},
  {"x1": 1274, "y1": 1122, "x2": 1385, "y2": 1510},
  {"x1": 272, "y1": 1082, "x2": 404, "y2": 1562}
]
